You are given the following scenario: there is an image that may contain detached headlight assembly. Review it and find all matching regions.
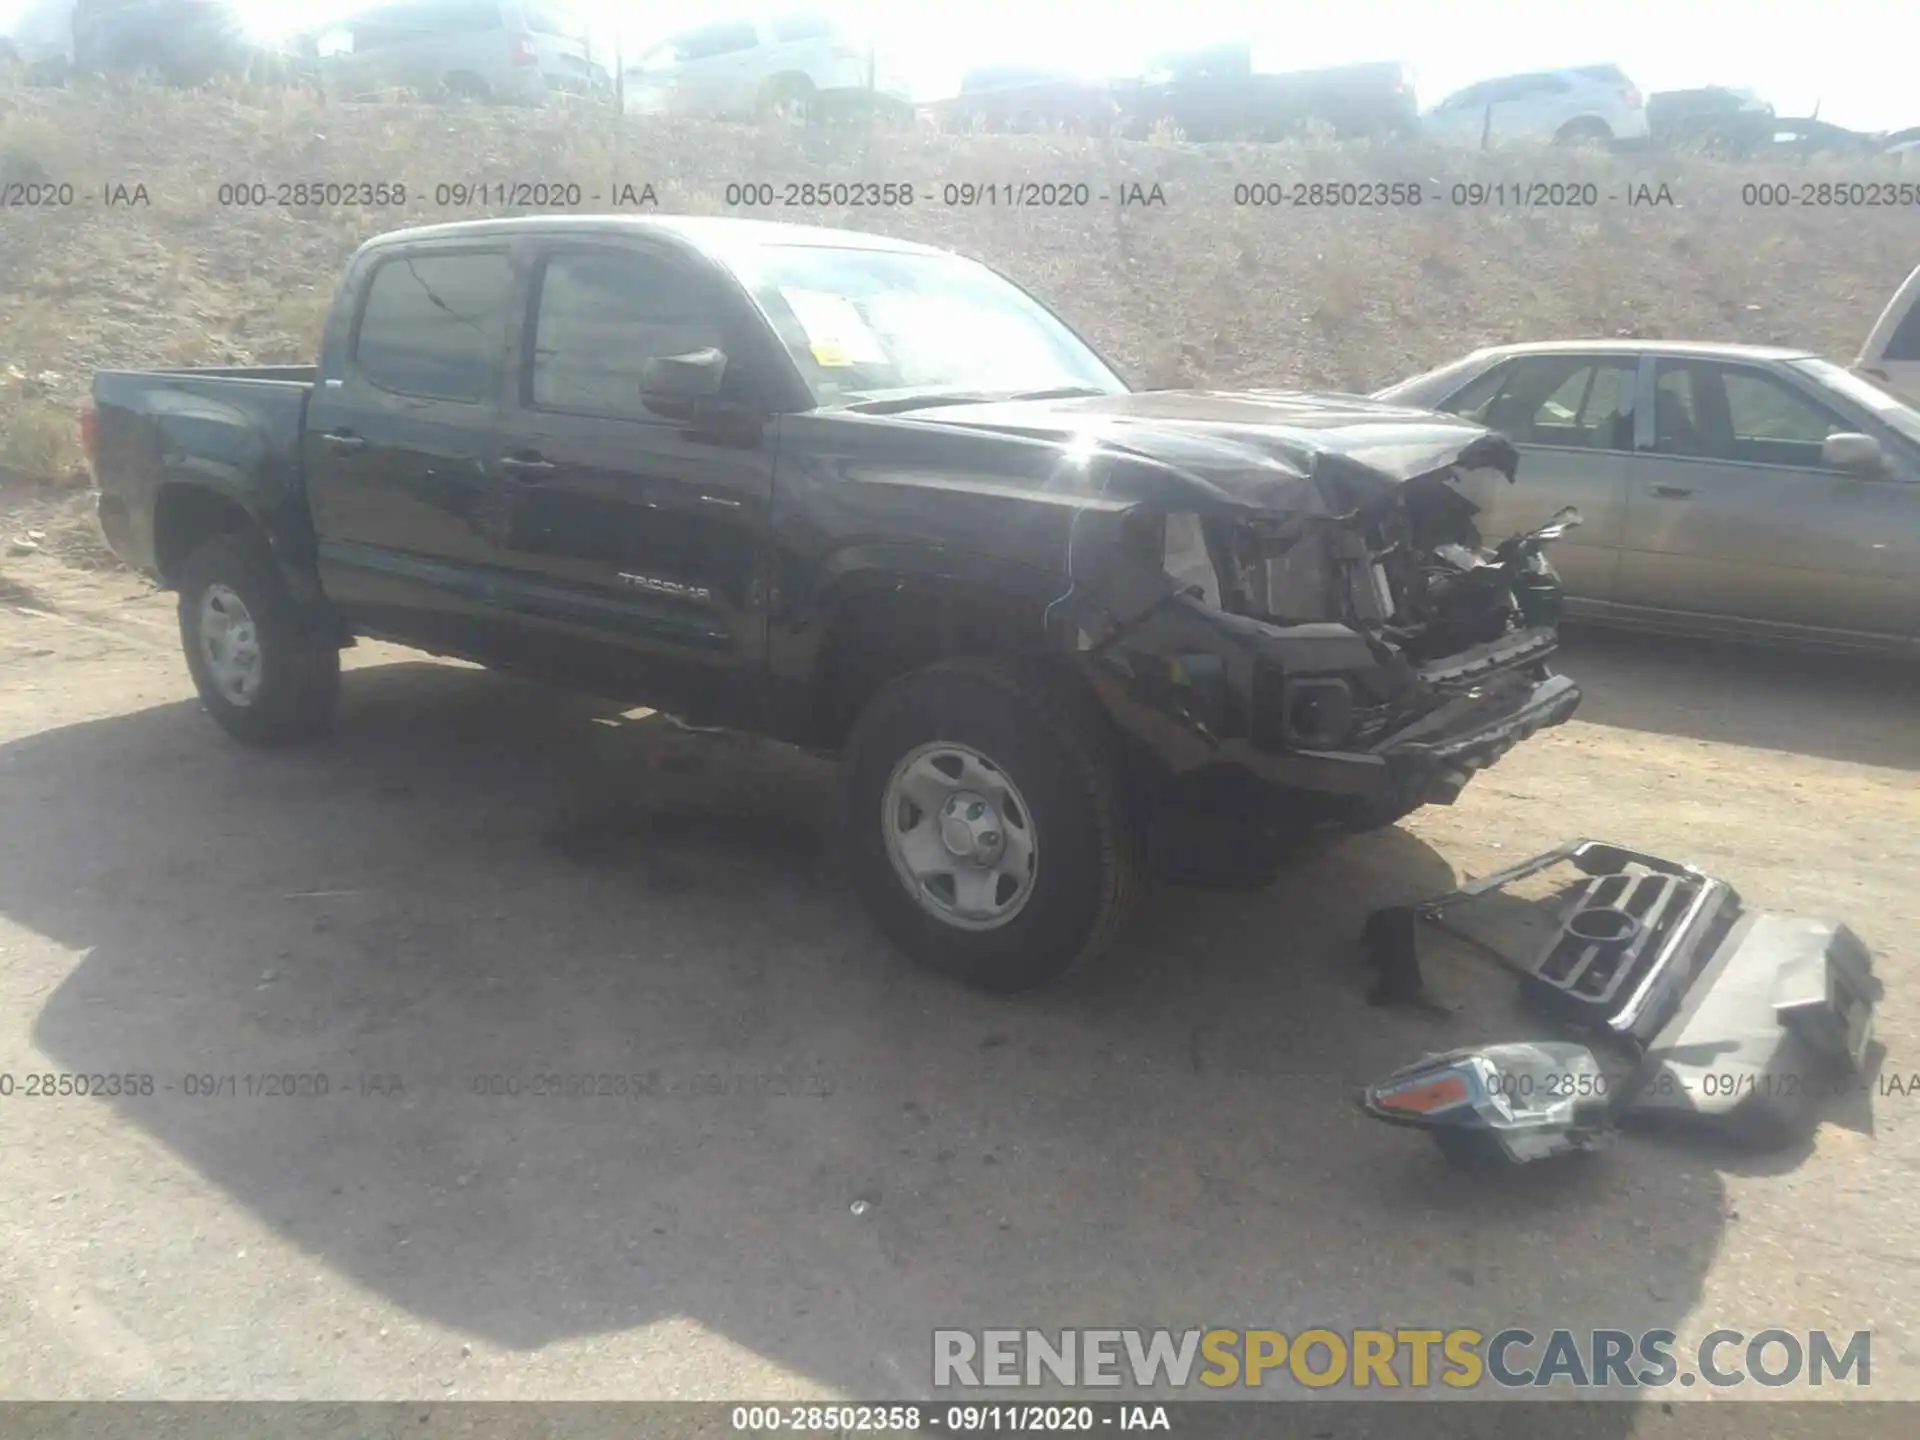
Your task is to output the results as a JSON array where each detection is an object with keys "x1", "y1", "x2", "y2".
[{"x1": 1360, "y1": 1041, "x2": 1613, "y2": 1166}]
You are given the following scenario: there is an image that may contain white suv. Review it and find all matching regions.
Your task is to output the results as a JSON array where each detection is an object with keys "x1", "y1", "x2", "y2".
[
  {"x1": 1423, "y1": 64, "x2": 1650, "y2": 147},
  {"x1": 621, "y1": 12, "x2": 910, "y2": 122}
]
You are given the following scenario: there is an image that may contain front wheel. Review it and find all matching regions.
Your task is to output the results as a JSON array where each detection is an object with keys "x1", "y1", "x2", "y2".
[
  {"x1": 178, "y1": 532, "x2": 340, "y2": 746},
  {"x1": 841, "y1": 658, "x2": 1143, "y2": 993}
]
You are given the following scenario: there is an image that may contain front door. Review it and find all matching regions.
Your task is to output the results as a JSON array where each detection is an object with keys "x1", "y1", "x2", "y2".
[
  {"x1": 486, "y1": 240, "x2": 776, "y2": 723},
  {"x1": 1618, "y1": 357, "x2": 1917, "y2": 643}
]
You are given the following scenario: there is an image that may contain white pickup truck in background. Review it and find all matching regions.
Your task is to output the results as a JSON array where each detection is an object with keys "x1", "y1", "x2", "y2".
[{"x1": 1857, "y1": 260, "x2": 1920, "y2": 408}]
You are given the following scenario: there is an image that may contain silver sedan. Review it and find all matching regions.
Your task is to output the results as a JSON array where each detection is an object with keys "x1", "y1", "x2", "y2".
[{"x1": 1375, "y1": 340, "x2": 1920, "y2": 653}]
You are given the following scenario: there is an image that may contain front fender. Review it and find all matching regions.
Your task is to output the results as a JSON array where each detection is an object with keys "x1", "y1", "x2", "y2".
[{"x1": 772, "y1": 539, "x2": 1071, "y2": 687}]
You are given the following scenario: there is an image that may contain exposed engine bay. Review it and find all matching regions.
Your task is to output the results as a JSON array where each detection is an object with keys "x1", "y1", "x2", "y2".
[{"x1": 1149, "y1": 464, "x2": 1578, "y2": 666}]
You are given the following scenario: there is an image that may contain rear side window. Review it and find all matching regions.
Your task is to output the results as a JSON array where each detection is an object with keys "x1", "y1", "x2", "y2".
[
  {"x1": 415, "y1": 1, "x2": 505, "y2": 29},
  {"x1": 680, "y1": 21, "x2": 759, "y2": 59},
  {"x1": 528, "y1": 249, "x2": 728, "y2": 418},
  {"x1": 1472, "y1": 356, "x2": 1636, "y2": 448},
  {"x1": 1436, "y1": 362, "x2": 1513, "y2": 419},
  {"x1": 770, "y1": 14, "x2": 838, "y2": 42},
  {"x1": 353, "y1": 249, "x2": 515, "y2": 403},
  {"x1": 1495, "y1": 73, "x2": 1569, "y2": 101}
]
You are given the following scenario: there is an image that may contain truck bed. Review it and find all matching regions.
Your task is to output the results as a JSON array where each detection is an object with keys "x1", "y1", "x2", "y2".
[{"x1": 91, "y1": 365, "x2": 318, "y2": 586}]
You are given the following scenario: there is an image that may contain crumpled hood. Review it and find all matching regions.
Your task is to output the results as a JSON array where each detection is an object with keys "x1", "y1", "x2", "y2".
[{"x1": 887, "y1": 388, "x2": 1519, "y2": 517}]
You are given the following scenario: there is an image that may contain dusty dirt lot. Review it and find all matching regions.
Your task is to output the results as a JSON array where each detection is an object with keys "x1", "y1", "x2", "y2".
[{"x1": 1, "y1": 538, "x2": 1916, "y2": 1413}]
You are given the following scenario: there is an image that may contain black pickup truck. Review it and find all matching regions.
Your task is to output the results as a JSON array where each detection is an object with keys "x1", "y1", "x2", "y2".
[{"x1": 89, "y1": 215, "x2": 1581, "y2": 992}]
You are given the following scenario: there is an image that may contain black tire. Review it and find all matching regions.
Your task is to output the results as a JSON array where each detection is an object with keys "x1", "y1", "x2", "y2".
[
  {"x1": 442, "y1": 71, "x2": 491, "y2": 103},
  {"x1": 756, "y1": 72, "x2": 814, "y2": 123},
  {"x1": 841, "y1": 657, "x2": 1143, "y2": 993},
  {"x1": 1554, "y1": 117, "x2": 1613, "y2": 146},
  {"x1": 177, "y1": 531, "x2": 340, "y2": 746}
]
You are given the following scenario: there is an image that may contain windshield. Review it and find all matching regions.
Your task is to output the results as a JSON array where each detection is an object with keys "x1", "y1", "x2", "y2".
[
  {"x1": 720, "y1": 243, "x2": 1128, "y2": 408},
  {"x1": 1789, "y1": 357, "x2": 1920, "y2": 449}
]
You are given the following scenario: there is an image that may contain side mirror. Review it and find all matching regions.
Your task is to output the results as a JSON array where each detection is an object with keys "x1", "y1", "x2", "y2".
[
  {"x1": 1821, "y1": 431, "x2": 1885, "y2": 474},
  {"x1": 1536, "y1": 504, "x2": 1584, "y2": 540},
  {"x1": 640, "y1": 347, "x2": 728, "y2": 407}
]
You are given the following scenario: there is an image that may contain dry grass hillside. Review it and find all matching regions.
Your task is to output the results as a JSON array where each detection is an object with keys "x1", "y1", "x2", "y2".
[{"x1": 3, "y1": 76, "x2": 1916, "y2": 563}]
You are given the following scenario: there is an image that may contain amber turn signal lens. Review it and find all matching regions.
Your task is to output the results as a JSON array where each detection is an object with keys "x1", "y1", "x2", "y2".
[{"x1": 1376, "y1": 1072, "x2": 1469, "y2": 1113}]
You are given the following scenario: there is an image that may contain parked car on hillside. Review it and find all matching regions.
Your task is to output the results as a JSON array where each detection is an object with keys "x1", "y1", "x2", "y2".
[
  {"x1": 1646, "y1": 85, "x2": 1774, "y2": 152},
  {"x1": 87, "y1": 215, "x2": 1583, "y2": 991},
  {"x1": 1376, "y1": 340, "x2": 1920, "y2": 653},
  {"x1": 620, "y1": 14, "x2": 910, "y2": 123},
  {"x1": 1857, "y1": 262, "x2": 1920, "y2": 409},
  {"x1": 1116, "y1": 44, "x2": 1417, "y2": 140},
  {"x1": 315, "y1": 0, "x2": 608, "y2": 104},
  {"x1": 936, "y1": 66, "x2": 1115, "y2": 134},
  {"x1": 67, "y1": 0, "x2": 253, "y2": 86},
  {"x1": 0, "y1": 0, "x2": 77, "y2": 81},
  {"x1": 1422, "y1": 64, "x2": 1648, "y2": 147}
]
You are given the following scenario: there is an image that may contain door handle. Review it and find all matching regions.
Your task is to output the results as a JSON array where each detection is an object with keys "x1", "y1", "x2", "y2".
[
  {"x1": 322, "y1": 431, "x2": 366, "y2": 452},
  {"x1": 1649, "y1": 484, "x2": 1693, "y2": 500},
  {"x1": 697, "y1": 493, "x2": 743, "y2": 510},
  {"x1": 499, "y1": 454, "x2": 556, "y2": 475}
]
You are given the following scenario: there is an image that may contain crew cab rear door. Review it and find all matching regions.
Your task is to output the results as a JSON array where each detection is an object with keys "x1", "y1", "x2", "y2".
[
  {"x1": 304, "y1": 238, "x2": 517, "y2": 656},
  {"x1": 483, "y1": 234, "x2": 778, "y2": 724},
  {"x1": 1425, "y1": 351, "x2": 1636, "y2": 611}
]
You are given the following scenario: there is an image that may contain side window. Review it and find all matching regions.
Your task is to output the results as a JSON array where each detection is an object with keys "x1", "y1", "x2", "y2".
[
  {"x1": 1720, "y1": 368, "x2": 1848, "y2": 466},
  {"x1": 1885, "y1": 293, "x2": 1920, "y2": 362},
  {"x1": 770, "y1": 14, "x2": 838, "y2": 43},
  {"x1": 413, "y1": 1, "x2": 504, "y2": 31},
  {"x1": 1458, "y1": 357, "x2": 1635, "y2": 448},
  {"x1": 1437, "y1": 362, "x2": 1513, "y2": 421},
  {"x1": 528, "y1": 249, "x2": 729, "y2": 419},
  {"x1": 1489, "y1": 74, "x2": 1565, "y2": 104},
  {"x1": 1650, "y1": 362, "x2": 1850, "y2": 465},
  {"x1": 1528, "y1": 361, "x2": 1634, "y2": 448},
  {"x1": 631, "y1": 39, "x2": 687, "y2": 75},
  {"x1": 680, "y1": 21, "x2": 760, "y2": 60},
  {"x1": 353, "y1": 249, "x2": 515, "y2": 403}
]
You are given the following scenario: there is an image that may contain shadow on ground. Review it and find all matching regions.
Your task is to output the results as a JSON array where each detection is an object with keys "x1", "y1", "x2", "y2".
[
  {"x1": 1557, "y1": 625, "x2": 1920, "y2": 771},
  {"x1": 3, "y1": 659, "x2": 1726, "y2": 1407}
]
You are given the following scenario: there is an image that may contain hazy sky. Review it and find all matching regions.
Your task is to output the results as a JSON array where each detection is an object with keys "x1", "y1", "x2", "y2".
[{"x1": 5, "y1": 0, "x2": 1914, "y2": 131}]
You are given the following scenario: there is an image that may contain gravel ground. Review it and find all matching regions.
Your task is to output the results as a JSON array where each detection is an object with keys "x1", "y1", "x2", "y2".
[{"x1": 0, "y1": 551, "x2": 1916, "y2": 1414}]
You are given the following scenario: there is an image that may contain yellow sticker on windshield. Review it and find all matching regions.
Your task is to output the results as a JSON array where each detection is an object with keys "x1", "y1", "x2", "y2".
[{"x1": 811, "y1": 340, "x2": 854, "y2": 367}]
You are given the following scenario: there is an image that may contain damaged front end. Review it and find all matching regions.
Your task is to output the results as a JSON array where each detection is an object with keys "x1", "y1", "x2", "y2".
[{"x1": 1054, "y1": 428, "x2": 1582, "y2": 820}]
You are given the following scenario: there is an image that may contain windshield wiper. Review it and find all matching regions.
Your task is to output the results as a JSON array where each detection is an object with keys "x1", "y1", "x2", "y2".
[
  {"x1": 844, "y1": 386, "x2": 1112, "y2": 415},
  {"x1": 842, "y1": 392, "x2": 1000, "y2": 416}
]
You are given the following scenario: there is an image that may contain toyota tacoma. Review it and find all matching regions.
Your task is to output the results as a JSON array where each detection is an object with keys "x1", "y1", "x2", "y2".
[{"x1": 88, "y1": 215, "x2": 1582, "y2": 991}]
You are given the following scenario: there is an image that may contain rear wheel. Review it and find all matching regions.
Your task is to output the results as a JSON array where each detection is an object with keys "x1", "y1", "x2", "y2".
[
  {"x1": 1554, "y1": 116, "x2": 1613, "y2": 146},
  {"x1": 442, "y1": 71, "x2": 491, "y2": 103},
  {"x1": 756, "y1": 72, "x2": 815, "y2": 123},
  {"x1": 177, "y1": 532, "x2": 340, "y2": 746},
  {"x1": 841, "y1": 658, "x2": 1142, "y2": 993}
]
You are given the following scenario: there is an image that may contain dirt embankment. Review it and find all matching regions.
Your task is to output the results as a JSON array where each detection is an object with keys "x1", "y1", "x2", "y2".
[{"x1": 2, "y1": 76, "x2": 1915, "y2": 555}]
